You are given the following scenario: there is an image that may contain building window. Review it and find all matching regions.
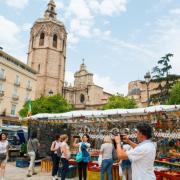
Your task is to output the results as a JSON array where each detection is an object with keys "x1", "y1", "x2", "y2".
[
  {"x1": 0, "y1": 68, "x2": 5, "y2": 79},
  {"x1": 39, "y1": 32, "x2": 45, "y2": 46},
  {"x1": 53, "y1": 34, "x2": 57, "y2": 48},
  {"x1": 13, "y1": 87, "x2": 18, "y2": 96},
  {"x1": 62, "y1": 39, "x2": 65, "y2": 51},
  {"x1": 80, "y1": 94, "x2": 85, "y2": 103},
  {"x1": 11, "y1": 104, "x2": 16, "y2": 115},
  {"x1": 15, "y1": 75, "x2": 20, "y2": 86},
  {"x1": 38, "y1": 64, "x2": 40, "y2": 73},
  {"x1": 51, "y1": 7, "x2": 54, "y2": 11}
]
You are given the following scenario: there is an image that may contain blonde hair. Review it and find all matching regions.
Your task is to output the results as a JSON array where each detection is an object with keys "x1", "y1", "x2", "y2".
[
  {"x1": 60, "y1": 134, "x2": 68, "y2": 141},
  {"x1": 103, "y1": 135, "x2": 112, "y2": 143}
]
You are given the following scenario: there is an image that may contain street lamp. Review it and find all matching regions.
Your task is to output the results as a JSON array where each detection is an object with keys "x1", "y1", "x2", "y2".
[
  {"x1": 48, "y1": 89, "x2": 53, "y2": 96},
  {"x1": 144, "y1": 72, "x2": 151, "y2": 107}
]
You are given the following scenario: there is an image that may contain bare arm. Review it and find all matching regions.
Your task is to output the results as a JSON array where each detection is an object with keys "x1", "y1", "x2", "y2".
[
  {"x1": 73, "y1": 138, "x2": 80, "y2": 148},
  {"x1": 123, "y1": 135, "x2": 137, "y2": 149},
  {"x1": 50, "y1": 141, "x2": 57, "y2": 151},
  {"x1": 114, "y1": 136, "x2": 128, "y2": 160}
]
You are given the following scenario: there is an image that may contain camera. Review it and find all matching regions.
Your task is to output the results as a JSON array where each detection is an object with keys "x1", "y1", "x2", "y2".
[{"x1": 73, "y1": 135, "x2": 80, "y2": 138}]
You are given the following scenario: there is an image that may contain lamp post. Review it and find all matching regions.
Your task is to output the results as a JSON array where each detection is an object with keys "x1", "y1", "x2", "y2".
[
  {"x1": 48, "y1": 89, "x2": 53, "y2": 96},
  {"x1": 144, "y1": 72, "x2": 151, "y2": 107}
]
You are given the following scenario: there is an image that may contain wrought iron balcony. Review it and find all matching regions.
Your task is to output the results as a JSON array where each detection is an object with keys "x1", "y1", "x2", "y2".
[
  {"x1": 26, "y1": 85, "x2": 32, "y2": 91},
  {"x1": 0, "y1": 75, "x2": 6, "y2": 81},
  {"x1": 14, "y1": 81, "x2": 20, "y2": 86},
  {"x1": 12, "y1": 94, "x2": 19, "y2": 101},
  {"x1": 0, "y1": 90, "x2": 4, "y2": 97}
]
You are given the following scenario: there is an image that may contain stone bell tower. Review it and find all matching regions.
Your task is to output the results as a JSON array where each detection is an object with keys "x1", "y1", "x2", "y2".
[{"x1": 27, "y1": 0, "x2": 67, "y2": 98}]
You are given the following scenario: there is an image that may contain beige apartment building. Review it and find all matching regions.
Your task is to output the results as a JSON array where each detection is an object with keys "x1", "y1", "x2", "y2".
[
  {"x1": 0, "y1": 50, "x2": 37, "y2": 116},
  {"x1": 128, "y1": 76, "x2": 180, "y2": 107}
]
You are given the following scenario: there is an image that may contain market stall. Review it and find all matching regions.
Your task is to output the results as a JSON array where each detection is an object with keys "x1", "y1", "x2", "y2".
[{"x1": 23, "y1": 105, "x2": 180, "y2": 179}]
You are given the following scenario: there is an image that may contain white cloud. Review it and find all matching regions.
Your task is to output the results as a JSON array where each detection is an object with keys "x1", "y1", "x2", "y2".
[
  {"x1": 0, "y1": 15, "x2": 20, "y2": 45},
  {"x1": 65, "y1": 71, "x2": 74, "y2": 86},
  {"x1": 68, "y1": 33, "x2": 79, "y2": 44},
  {"x1": 0, "y1": 15, "x2": 27, "y2": 63},
  {"x1": 99, "y1": 0, "x2": 127, "y2": 16},
  {"x1": 66, "y1": 0, "x2": 93, "y2": 20},
  {"x1": 169, "y1": 8, "x2": 180, "y2": 15},
  {"x1": 64, "y1": 0, "x2": 127, "y2": 45},
  {"x1": 22, "y1": 23, "x2": 32, "y2": 31},
  {"x1": 94, "y1": 73, "x2": 128, "y2": 95},
  {"x1": 6, "y1": 0, "x2": 28, "y2": 9}
]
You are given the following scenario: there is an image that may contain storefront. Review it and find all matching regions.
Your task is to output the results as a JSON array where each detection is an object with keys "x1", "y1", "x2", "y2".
[{"x1": 24, "y1": 105, "x2": 180, "y2": 179}]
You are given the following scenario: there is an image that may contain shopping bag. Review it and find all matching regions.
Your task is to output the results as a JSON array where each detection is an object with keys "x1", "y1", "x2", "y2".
[{"x1": 75, "y1": 152, "x2": 83, "y2": 162}]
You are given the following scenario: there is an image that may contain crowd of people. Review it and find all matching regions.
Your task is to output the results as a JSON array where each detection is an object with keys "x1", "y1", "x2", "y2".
[
  {"x1": 0, "y1": 122, "x2": 156, "y2": 180},
  {"x1": 49, "y1": 122, "x2": 156, "y2": 180}
]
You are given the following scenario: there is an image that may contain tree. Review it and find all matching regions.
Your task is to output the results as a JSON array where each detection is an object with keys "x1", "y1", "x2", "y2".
[
  {"x1": 150, "y1": 53, "x2": 179, "y2": 104},
  {"x1": 19, "y1": 94, "x2": 74, "y2": 117},
  {"x1": 103, "y1": 94, "x2": 137, "y2": 109},
  {"x1": 168, "y1": 82, "x2": 180, "y2": 105}
]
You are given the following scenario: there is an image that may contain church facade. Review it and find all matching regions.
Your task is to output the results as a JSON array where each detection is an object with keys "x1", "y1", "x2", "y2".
[{"x1": 27, "y1": 0, "x2": 111, "y2": 109}]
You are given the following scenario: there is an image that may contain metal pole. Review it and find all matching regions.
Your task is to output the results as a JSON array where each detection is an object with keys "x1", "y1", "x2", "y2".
[{"x1": 147, "y1": 83, "x2": 150, "y2": 107}]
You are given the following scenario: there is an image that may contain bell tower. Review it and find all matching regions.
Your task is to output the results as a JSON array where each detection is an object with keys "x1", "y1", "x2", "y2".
[{"x1": 27, "y1": 0, "x2": 67, "y2": 98}]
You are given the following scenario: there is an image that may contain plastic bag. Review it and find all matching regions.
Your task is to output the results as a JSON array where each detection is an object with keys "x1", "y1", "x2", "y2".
[
  {"x1": 119, "y1": 165, "x2": 123, "y2": 176},
  {"x1": 98, "y1": 155, "x2": 102, "y2": 166}
]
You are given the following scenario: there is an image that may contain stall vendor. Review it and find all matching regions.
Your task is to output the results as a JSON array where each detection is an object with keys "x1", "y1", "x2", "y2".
[{"x1": 114, "y1": 122, "x2": 156, "y2": 180}]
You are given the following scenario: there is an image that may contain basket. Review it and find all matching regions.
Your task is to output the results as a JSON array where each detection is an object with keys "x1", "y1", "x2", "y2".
[{"x1": 16, "y1": 158, "x2": 29, "y2": 168}]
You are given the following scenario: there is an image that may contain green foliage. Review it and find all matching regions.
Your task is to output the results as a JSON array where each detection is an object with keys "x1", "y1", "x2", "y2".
[
  {"x1": 168, "y1": 82, "x2": 180, "y2": 105},
  {"x1": 19, "y1": 94, "x2": 74, "y2": 117},
  {"x1": 103, "y1": 94, "x2": 137, "y2": 109},
  {"x1": 150, "y1": 53, "x2": 179, "y2": 104}
]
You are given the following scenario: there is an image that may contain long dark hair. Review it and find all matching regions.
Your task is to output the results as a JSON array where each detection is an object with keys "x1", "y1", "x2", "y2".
[
  {"x1": 0, "y1": 133, "x2": 8, "y2": 141},
  {"x1": 30, "y1": 131, "x2": 37, "y2": 140}
]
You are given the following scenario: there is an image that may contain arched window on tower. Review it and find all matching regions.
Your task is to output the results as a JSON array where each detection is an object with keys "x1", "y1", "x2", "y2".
[
  {"x1": 53, "y1": 34, "x2": 57, "y2": 48},
  {"x1": 39, "y1": 32, "x2": 45, "y2": 46},
  {"x1": 38, "y1": 64, "x2": 40, "y2": 73}
]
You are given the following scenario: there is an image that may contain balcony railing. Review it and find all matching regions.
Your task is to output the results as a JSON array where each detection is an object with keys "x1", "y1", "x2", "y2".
[
  {"x1": 12, "y1": 94, "x2": 19, "y2": 101},
  {"x1": 0, "y1": 75, "x2": 6, "y2": 81},
  {"x1": 26, "y1": 85, "x2": 32, "y2": 91},
  {"x1": 0, "y1": 90, "x2": 4, "y2": 97},
  {"x1": 14, "y1": 81, "x2": 20, "y2": 86}
]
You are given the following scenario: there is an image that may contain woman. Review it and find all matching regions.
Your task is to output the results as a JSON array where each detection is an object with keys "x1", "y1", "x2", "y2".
[
  {"x1": 100, "y1": 135, "x2": 113, "y2": 180},
  {"x1": 73, "y1": 134, "x2": 90, "y2": 180},
  {"x1": 0, "y1": 133, "x2": 9, "y2": 180},
  {"x1": 50, "y1": 134, "x2": 61, "y2": 180},
  {"x1": 61, "y1": 134, "x2": 71, "y2": 180},
  {"x1": 27, "y1": 131, "x2": 40, "y2": 177}
]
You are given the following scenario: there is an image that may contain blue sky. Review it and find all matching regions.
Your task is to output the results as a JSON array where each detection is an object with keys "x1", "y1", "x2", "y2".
[{"x1": 0, "y1": 0, "x2": 180, "y2": 95}]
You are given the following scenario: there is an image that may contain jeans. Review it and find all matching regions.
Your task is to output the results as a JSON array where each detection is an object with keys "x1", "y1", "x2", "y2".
[
  {"x1": 28, "y1": 151, "x2": 35, "y2": 171},
  {"x1": 51, "y1": 153, "x2": 60, "y2": 177},
  {"x1": 78, "y1": 161, "x2": 88, "y2": 180},
  {"x1": 100, "y1": 159, "x2": 113, "y2": 180},
  {"x1": 61, "y1": 158, "x2": 69, "y2": 180}
]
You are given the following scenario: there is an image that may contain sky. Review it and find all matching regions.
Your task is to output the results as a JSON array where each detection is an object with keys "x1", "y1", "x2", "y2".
[{"x1": 0, "y1": 0, "x2": 180, "y2": 95}]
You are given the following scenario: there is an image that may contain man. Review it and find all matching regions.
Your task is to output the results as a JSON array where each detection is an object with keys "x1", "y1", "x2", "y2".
[{"x1": 115, "y1": 122, "x2": 156, "y2": 180}]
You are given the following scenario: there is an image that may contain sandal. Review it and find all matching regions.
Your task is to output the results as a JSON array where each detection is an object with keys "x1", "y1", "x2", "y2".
[
  {"x1": 32, "y1": 172, "x2": 37, "y2": 175},
  {"x1": 27, "y1": 174, "x2": 32, "y2": 177}
]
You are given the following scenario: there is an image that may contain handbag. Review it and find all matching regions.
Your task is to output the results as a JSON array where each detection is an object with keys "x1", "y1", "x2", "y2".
[
  {"x1": 0, "y1": 153, "x2": 6, "y2": 161},
  {"x1": 75, "y1": 152, "x2": 83, "y2": 162}
]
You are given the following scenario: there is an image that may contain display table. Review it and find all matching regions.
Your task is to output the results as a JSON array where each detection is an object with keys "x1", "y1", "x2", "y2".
[{"x1": 8, "y1": 148, "x2": 20, "y2": 161}]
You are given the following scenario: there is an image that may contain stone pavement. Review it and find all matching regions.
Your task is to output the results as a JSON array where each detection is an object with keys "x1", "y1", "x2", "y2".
[{"x1": 4, "y1": 162, "x2": 78, "y2": 180}]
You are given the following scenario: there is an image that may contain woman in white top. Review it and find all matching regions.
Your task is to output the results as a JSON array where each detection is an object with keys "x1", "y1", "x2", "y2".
[
  {"x1": 50, "y1": 134, "x2": 62, "y2": 180},
  {"x1": 0, "y1": 133, "x2": 9, "y2": 180},
  {"x1": 100, "y1": 135, "x2": 113, "y2": 180},
  {"x1": 73, "y1": 134, "x2": 90, "y2": 180},
  {"x1": 61, "y1": 134, "x2": 71, "y2": 180}
]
